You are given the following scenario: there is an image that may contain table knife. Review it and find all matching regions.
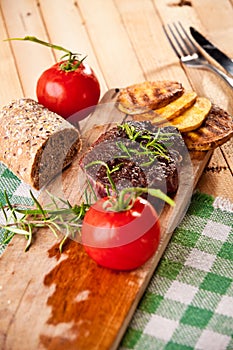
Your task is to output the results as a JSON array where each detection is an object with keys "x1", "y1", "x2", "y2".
[{"x1": 190, "y1": 27, "x2": 233, "y2": 76}]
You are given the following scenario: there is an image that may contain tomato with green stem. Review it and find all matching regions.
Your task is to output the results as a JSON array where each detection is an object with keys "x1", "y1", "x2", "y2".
[
  {"x1": 7, "y1": 36, "x2": 100, "y2": 120},
  {"x1": 81, "y1": 187, "x2": 174, "y2": 270},
  {"x1": 36, "y1": 59, "x2": 100, "y2": 120}
]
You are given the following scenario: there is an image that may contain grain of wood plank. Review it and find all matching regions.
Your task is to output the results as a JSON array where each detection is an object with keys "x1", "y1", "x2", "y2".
[
  {"x1": 0, "y1": 89, "x2": 211, "y2": 350},
  {"x1": 1, "y1": 0, "x2": 54, "y2": 99},
  {"x1": 192, "y1": 0, "x2": 233, "y2": 55},
  {"x1": 0, "y1": 8, "x2": 23, "y2": 105},
  {"x1": 114, "y1": 0, "x2": 191, "y2": 86},
  {"x1": 77, "y1": 0, "x2": 145, "y2": 87},
  {"x1": 221, "y1": 139, "x2": 233, "y2": 173},
  {"x1": 154, "y1": 0, "x2": 233, "y2": 107},
  {"x1": 38, "y1": 0, "x2": 108, "y2": 96},
  {"x1": 197, "y1": 146, "x2": 233, "y2": 201},
  {"x1": 0, "y1": 2, "x2": 232, "y2": 350}
]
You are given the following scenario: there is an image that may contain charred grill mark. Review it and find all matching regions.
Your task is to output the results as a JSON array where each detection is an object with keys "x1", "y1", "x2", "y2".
[
  {"x1": 118, "y1": 81, "x2": 184, "y2": 112},
  {"x1": 128, "y1": 89, "x2": 138, "y2": 105},
  {"x1": 183, "y1": 103, "x2": 233, "y2": 150},
  {"x1": 142, "y1": 93, "x2": 150, "y2": 103},
  {"x1": 210, "y1": 125, "x2": 225, "y2": 135}
]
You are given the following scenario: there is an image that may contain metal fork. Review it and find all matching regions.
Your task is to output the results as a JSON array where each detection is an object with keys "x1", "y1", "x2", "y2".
[{"x1": 163, "y1": 22, "x2": 233, "y2": 89}]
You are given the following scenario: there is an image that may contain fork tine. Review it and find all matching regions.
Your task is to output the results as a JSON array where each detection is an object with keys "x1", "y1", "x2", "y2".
[
  {"x1": 163, "y1": 21, "x2": 201, "y2": 60},
  {"x1": 177, "y1": 21, "x2": 199, "y2": 53},
  {"x1": 174, "y1": 22, "x2": 199, "y2": 57},
  {"x1": 162, "y1": 24, "x2": 181, "y2": 59},
  {"x1": 163, "y1": 23, "x2": 191, "y2": 59},
  {"x1": 169, "y1": 23, "x2": 188, "y2": 56}
]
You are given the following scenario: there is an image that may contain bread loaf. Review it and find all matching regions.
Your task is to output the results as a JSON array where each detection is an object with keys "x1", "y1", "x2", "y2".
[{"x1": 0, "y1": 98, "x2": 81, "y2": 190}]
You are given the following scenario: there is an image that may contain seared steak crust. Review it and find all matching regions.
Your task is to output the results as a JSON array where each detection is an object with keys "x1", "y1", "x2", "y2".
[{"x1": 81, "y1": 121, "x2": 185, "y2": 198}]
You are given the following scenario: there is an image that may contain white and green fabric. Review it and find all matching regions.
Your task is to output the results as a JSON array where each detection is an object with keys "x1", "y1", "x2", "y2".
[
  {"x1": 0, "y1": 163, "x2": 35, "y2": 254},
  {"x1": 0, "y1": 162, "x2": 233, "y2": 349},
  {"x1": 121, "y1": 193, "x2": 233, "y2": 350}
]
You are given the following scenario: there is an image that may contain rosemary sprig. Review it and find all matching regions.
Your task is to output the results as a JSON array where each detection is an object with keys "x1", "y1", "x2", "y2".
[
  {"x1": 116, "y1": 140, "x2": 169, "y2": 163},
  {"x1": 85, "y1": 160, "x2": 123, "y2": 193},
  {"x1": 0, "y1": 190, "x2": 90, "y2": 252},
  {"x1": 117, "y1": 123, "x2": 174, "y2": 165},
  {"x1": 0, "y1": 179, "x2": 175, "y2": 253},
  {"x1": 119, "y1": 123, "x2": 176, "y2": 144}
]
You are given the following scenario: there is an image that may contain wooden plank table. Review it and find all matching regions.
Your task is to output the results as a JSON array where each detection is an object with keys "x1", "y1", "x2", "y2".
[{"x1": 0, "y1": 1, "x2": 232, "y2": 350}]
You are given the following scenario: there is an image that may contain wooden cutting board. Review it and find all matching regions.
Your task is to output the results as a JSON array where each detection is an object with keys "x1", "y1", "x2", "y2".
[{"x1": 0, "y1": 90, "x2": 212, "y2": 350}]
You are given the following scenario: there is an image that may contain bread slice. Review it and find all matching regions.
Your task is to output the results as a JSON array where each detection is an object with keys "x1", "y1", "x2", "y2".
[
  {"x1": 182, "y1": 104, "x2": 233, "y2": 150},
  {"x1": 116, "y1": 80, "x2": 184, "y2": 114},
  {"x1": 0, "y1": 98, "x2": 81, "y2": 189}
]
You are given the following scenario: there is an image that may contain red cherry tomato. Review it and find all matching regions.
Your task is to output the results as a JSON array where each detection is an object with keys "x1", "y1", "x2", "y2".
[
  {"x1": 36, "y1": 60, "x2": 100, "y2": 120},
  {"x1": 81, "y1": 196, "x2": 160, "y2": 270}
]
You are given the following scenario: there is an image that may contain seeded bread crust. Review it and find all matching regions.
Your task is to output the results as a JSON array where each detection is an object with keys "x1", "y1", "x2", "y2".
[{"x1": 0, "y1": 98, "x2": 81, "y2": 190}]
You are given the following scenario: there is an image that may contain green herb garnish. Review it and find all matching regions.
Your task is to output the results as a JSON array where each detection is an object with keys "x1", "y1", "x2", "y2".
[
  {"x1": 0, "y1": 190, "x2": 90, "y2": 252},
  {"x1": 116, "y1": 123, "x2": 175, "y2": 165}
]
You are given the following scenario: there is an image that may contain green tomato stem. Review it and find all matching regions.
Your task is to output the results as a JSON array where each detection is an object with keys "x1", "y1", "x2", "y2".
[
  {"x1": 6, "y1": 36, "x2": 72, "y2": 53},
  {"x1": 5, "y1": 36, "x2": 86, "y2": 71},
  {"x1": 105, "y1": 187, "x2": 175, "y2": 212}
]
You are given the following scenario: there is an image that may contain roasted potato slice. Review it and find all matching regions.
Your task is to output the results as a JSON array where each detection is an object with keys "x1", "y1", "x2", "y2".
[
  {"x1": 132, "y1": 91, "x2": 197, "y2": 124},
  {"x1": 155, "y1": 91, "x2": 197, "y2": 120},
  {"x1": 168, "y1": 97, "x2": 211, "y2": 132},
  {"x1": 117, "y1": 80, "x2": 184, "y2": 114},
  {"x1": 183, "y1": 104, "x2": 233, "y2": 151}
]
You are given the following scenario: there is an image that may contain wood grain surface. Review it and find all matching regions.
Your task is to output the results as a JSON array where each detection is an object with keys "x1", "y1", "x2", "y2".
[
  {"x1": 0, "y1": 1, "x2": 232, "y2": 350},
  {"x1": 0, "y1": 89, "x2": 213, "y2": 350}
]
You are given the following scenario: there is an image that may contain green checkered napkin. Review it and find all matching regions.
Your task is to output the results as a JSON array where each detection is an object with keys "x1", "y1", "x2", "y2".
[
  {"x1": 120, "y1": 193, "x2": 233, "y2": 350},
  {"x1": 0, "y1": 163, "x2": 233, "y2": 350},
  {"x1": 0, "y1": 163, "x2": 35, "y2": 254}
]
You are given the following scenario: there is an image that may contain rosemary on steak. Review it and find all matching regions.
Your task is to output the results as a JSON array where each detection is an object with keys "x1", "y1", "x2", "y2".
[
  {"x1": 119, "y1": 123, "x2": 176, "y2": 144},
  {"x1": 116, "y1": 123, "x2": 176, "y2": 165}
]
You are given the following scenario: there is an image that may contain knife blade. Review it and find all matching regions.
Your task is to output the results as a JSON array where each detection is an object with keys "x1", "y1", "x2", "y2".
[{"x1": 190, "y1": 27, "x2": 233, "y2": 76}]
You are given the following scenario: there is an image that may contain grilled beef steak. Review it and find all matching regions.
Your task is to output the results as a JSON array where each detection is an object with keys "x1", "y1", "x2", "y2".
[{"x1": 81, "y1": 121, "x2": 185, "y2": 199}]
